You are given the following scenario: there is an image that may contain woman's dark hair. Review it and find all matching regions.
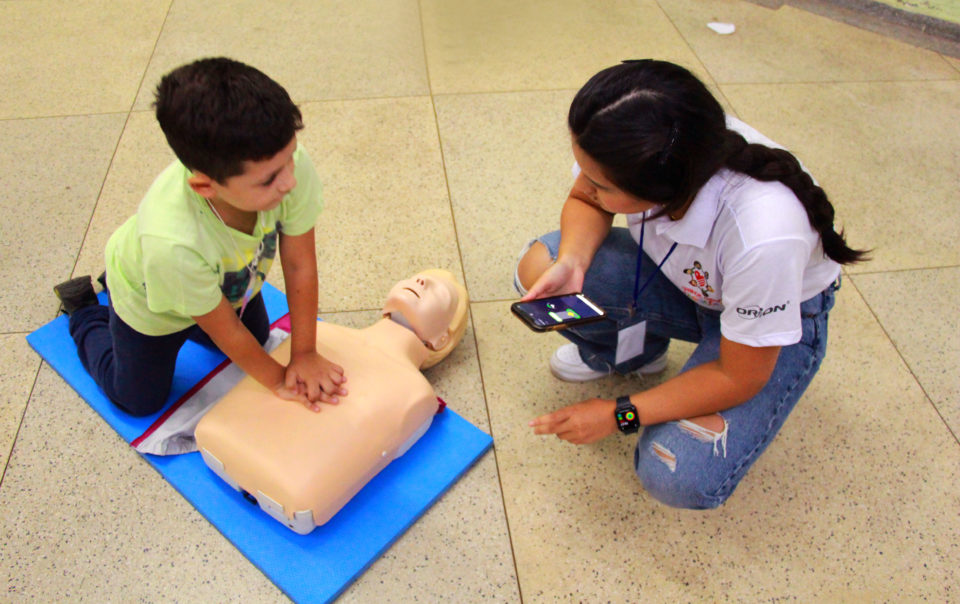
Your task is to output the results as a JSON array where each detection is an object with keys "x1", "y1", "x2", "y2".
[
  {"x1": 569, "y1": 59, "x2": 868, "y2": 264},
  {"x1": 154, "y1": 57, "x2": 303, "y2": 183}
]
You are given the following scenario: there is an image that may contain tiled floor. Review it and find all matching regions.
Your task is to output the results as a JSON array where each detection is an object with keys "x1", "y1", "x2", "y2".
[{"x1": 2, "y1": 0, "x2": 958, "y2": 601}]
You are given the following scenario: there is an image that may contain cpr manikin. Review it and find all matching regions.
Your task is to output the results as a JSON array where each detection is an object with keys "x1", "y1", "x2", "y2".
[{"x1": 195, "y1": 269, "x2": 468, "y2": 534}]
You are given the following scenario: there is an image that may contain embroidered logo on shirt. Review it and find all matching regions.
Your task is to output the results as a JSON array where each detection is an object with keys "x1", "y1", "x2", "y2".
[
  {"x1": 683, "y1": 261, "x2": 715, "y2": 298},
  {"x1": 736, "y1": 302, "x2": 789, "y2": 320}
]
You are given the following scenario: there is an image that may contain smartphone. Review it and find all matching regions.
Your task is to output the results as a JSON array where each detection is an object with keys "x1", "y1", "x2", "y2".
[{"x1": 511, "y1": 293, "x2": 607, "y2": 332}]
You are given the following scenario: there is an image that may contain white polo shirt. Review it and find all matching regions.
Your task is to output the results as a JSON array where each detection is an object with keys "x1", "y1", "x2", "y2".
[{"x1": 626, "y1": 117, "x2": 840, "y2": 347}]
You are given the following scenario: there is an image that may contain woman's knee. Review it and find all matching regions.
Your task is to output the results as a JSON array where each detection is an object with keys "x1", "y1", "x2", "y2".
[
  {"x1": 516, "y1": 240, "x2": 553, "y2": 293},
  {"x1": 634, "y1": 440, "x2": 730, "y2": 510}
]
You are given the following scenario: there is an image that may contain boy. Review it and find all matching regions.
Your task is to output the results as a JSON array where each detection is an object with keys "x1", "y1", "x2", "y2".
[{"x1": 54, "y1": 57, "x2": 347, "y2": 417}]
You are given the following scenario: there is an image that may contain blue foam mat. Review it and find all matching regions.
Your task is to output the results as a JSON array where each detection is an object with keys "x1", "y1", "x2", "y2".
[{"x1": 27, "y1": 284, "x2": 493, "y2": 603}]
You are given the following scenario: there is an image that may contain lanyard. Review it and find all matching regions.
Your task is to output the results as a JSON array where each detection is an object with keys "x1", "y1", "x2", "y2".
[{"x1": 632, "y1": 215, "x2": 678, "y2": 311}]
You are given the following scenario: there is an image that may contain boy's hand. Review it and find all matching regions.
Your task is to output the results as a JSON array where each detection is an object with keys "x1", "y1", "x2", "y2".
[
  {"x1": 284, "y1": 351, "x2": 348, "y2": 411},
  {"x1": 272, "y1": 383, "x2": 309, "y2": 405}
]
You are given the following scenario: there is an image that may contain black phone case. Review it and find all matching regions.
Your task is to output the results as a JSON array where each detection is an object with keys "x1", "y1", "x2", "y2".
[{"x1": 510, "y1": 300, "x2": 606, "y2": 332}]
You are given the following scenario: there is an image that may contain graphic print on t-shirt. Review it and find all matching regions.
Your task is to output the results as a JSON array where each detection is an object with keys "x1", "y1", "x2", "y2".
[{"x1": 220, "y1": 223, "x2": 279, "y2": 304}]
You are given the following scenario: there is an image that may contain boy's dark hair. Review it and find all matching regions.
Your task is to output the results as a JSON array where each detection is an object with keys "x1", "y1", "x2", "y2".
[
  {"x1": 569, "y1": 59, "x2": 868, "y2": 264},
  {"x1": 154, "y1": 57, "x2": 303, "y2": 183}
]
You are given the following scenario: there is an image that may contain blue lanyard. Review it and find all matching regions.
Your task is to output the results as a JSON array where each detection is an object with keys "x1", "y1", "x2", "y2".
[{"x1": 632, "y1": 215, "x2": 678, "y2": 310}]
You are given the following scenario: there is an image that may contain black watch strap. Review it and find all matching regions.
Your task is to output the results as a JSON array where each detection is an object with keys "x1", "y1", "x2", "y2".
[{"x1": 615, "y1": 395, "x2": 640, "y2": 434}]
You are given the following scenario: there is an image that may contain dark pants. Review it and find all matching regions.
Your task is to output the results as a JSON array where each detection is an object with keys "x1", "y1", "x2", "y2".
[{"x1": 68, "y1": 294, "x2": 270, "y2": 417}]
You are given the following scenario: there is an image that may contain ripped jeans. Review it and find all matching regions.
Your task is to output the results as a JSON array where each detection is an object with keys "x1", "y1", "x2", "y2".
[{"x1": 517, "y1": 228, "x2": 837, "y2": 509}]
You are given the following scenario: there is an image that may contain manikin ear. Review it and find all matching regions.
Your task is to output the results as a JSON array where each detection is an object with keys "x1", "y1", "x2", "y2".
[
  {"x1": 425, "y1": 331, "x2": 450, "y2": 351},
  {"x1": 187, "y1": 172, "x2": 217, "y2": 199}
]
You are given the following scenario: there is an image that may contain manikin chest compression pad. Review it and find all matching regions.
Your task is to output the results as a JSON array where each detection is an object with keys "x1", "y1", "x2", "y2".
[{"x1": 26, "y1": 283, "x2": 493, "y2": 603}]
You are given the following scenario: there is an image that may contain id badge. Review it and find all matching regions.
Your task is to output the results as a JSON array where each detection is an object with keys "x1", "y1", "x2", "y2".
[{"x1": 615, "y1": 320, "x2": 647, "y2": 365}]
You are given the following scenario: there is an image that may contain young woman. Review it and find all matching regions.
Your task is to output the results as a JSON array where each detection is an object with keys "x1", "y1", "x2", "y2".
[{"x1": 516, "y1": 60, "x2": 867, "y2": 509}]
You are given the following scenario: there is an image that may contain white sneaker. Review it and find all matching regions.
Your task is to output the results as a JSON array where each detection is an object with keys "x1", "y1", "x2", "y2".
[{"x1": 549, "y1": 343, "x2": 668, "y2": 382}]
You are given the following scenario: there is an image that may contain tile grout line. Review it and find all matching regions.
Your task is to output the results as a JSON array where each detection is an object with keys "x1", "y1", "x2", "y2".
[
  {"x1": 845, "y1": 264, "x2": 960, "y2": 277},
  {"x1": 8, "y1": 0, "x2": 176, "y2": 535},
  {"x1": 0, "y1": 356, "x2": 44, "y2": 494},
  {"x1": 4, "y1": 0, "x2": 177, "y2": 517},
  {"x1": 654, "y1": 0, "x2": 742, "y2": 119},
  {"x1": 844, "y1": 274, "x2": 960, "y2": 447},
  {"x1": 711, "y1": 77, "x2": 960, "y2": 86},
  {"x1": 66, "y1": 0, "x2": 175, "y2": 286},
  {"x1": 416, "y1": 2, "x2": 526, "y2": 602}
]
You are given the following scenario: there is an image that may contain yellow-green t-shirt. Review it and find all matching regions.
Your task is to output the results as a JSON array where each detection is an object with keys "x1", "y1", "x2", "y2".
[{"x1": 105, "y1": 145, "x2": 323, "y2": 336}]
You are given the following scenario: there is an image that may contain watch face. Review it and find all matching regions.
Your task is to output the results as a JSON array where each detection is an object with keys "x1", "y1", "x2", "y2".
[{"x1": 616, "y1": 408, "x2": 640, "y2": 433}]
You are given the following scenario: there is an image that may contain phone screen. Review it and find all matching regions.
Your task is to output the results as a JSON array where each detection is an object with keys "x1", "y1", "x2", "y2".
[{"x1": 511, "y1": 293, "x2": 606, "y2": 331}]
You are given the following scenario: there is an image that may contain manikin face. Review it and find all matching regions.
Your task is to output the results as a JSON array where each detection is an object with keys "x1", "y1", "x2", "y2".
[
  {"x1": 382, "y1": 273, "x2": 459, "y2": 350},
  {"x1": 572, "y1": 139, "x2": 659, "y2": 215},
  {"x1": 194, "y1": 136, "x2": 299, "y2": 214}
]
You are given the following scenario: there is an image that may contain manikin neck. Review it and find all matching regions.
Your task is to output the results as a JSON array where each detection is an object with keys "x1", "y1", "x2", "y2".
[{"x1": 364, "y1": 317, "x2": 431, "y2": 368}]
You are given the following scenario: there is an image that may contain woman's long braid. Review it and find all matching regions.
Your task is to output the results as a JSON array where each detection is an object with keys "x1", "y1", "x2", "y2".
[{"x1": 722, "y1": 130, "x2": 868, "y2": 265}]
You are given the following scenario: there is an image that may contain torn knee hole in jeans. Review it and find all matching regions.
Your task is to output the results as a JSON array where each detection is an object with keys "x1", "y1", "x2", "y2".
[
  {"x1": 651, "y1": 414, "x2": 729, "y2": 472},
  {"x1": 651, "y1": 442, "x2": 677, "y2": 472}
]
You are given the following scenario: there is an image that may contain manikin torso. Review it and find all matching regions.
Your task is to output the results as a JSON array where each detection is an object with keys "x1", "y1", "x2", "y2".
[{"x1": 195, "y1": 317, "x2": 441, "y2": 532}]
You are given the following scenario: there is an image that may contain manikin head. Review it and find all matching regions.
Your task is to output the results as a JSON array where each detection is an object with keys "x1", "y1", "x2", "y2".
[{"x1": 381, "y1": 269, "x2": 469, "y2": 369}]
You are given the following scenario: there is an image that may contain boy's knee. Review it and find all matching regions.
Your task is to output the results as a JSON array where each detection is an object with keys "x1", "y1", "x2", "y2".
[
  {"x1": 516, "y1": 241, "x2": 552, "y2": 293},
  {"x1": 109, "y1": 387, "x2": 170, "y2": 418}
]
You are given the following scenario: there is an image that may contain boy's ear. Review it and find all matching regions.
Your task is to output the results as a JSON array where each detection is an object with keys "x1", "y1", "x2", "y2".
[{"x1": 187, "y1": 172, "x2": 217, "y2": 199}]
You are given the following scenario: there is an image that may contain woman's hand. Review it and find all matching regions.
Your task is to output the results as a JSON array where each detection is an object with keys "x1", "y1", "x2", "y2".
[
  {"x1": 520, "y1": 256, "x2": 586, "y2": 302},
  {"x1": 529, "y1": 398, "x2": 619, "y2": 444}
]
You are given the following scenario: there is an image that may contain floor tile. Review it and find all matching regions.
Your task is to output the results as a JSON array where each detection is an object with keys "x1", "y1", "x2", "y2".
[
  {"x1": 0, "y1": 365, "x2": 284, "y2": 601},
  {"x1": 0, "y1": 114, "x2": 127, "y2": 331},
  {"x1": 851, "y1": 268, "x2": 960, "y2": 432},
  {"x1": 473, "y1": 282, "x2": 960, "y2": 600},
  {"x1": 0, "y1": 0, "x2": 168, "y2": 119},
  {"x1": 721, "y1": 80, "x2": 960, "y2": 272},
  {"x1": 296, "y1": 97, "x2": 460, "y2": 312},
  {"x1": 421, "y1": 0, "x2": 705, "y2": 94},
  {"x1": 0, "y1": 336, "x2": 39, "y2": 473},
  {"x1": 132, "y1": 0, "x2": 428, "y2": 109},
  {"x1": 435, "y1": 90, "x2": 578, "y2": 302},
  {"x1": 657, "y1": 0, "x2": 959, "y2": 83},
  {"x1": 339, "y1": 455, "x2": 518, "y2": 603},
  {"x1": 73, "y1": 111, "x2": 178, "y2": 281}
]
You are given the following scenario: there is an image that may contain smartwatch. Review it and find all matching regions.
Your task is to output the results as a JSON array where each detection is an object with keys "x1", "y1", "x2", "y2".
[{"x1": 615, "y1": 395, "x2": 640, "y2": 434}]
